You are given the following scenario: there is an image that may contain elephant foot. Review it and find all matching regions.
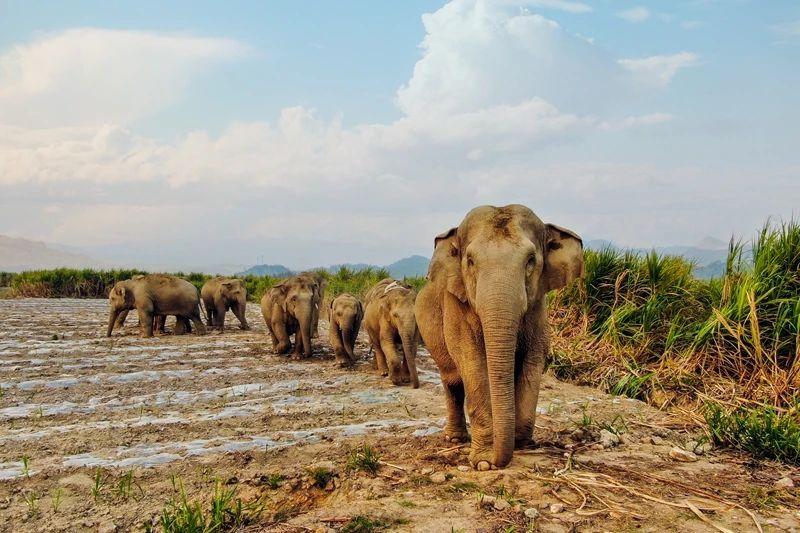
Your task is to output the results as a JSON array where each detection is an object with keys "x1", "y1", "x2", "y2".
[
  {"x1": 444, "y1": 428, "x2": 470, "y2": 444},
  {"x1": 469, "y1": 448, "x2": 497, "y2": 471}
]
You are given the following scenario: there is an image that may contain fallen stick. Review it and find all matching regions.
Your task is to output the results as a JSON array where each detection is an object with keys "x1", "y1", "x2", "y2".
[
  {"x1": 378, "y1": 460, "x2": 407, "y2": 471},
  {"x1": 437, "y1": 443, "x2": 469, "y2": 455},
  {"x1": 685, "y1": 500, "x2": 735, "y2": 533}
]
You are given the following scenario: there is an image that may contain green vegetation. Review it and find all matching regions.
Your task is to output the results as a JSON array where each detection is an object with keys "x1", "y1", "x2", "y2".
[
  {"x1": 23, "y1": 490, "x2": 39, "y2": 517},
  {"x1": 261, "y1": 473, "x2": 284, "y2": 490},
  {"x1": 91, "y1": 468, "x2": 107, "y2": 502},
  {"x1": 346, "y1": 443, "x2": 382, "y2": 475},
  {"x1": 0, "y1": 265, "x2": 425, "y2": 302},
  {"x1": 50, "y1": 487, "x2": 64, "y2": 513},
  {"x1": 20, "y1": 455, "x2": 31, "y2": 477},
  {"x1": 306, "y1": 466, "x2": 334, "y2": 488},
  {"x1": 153, "y1": 478, "x2": 263, "y2": 533},
  {"x1": 340, "y1": 516, "x2": 409, "y2": 533},
  {"x1": 704, "y1": 402, "x2": 800, "y2": 465}
]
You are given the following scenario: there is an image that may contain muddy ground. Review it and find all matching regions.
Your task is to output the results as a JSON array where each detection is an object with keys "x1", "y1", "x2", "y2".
[{"x1": 0, "y1": 298, "x2": 797, "y2": 532}]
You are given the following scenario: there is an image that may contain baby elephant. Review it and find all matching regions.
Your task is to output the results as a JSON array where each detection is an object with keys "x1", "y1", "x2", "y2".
[
  {"x1": 363, "y1": 279, "x2": 420, "y2": 388},
  {"x1": 201, "y1": 277, "x2": 249, "y2": 331},
  {"x1": 107, "y1": 274, "x2": 206, "y2": 338},
  {"x1": 328, "y1": 293, "x2": 363, "y2": 367}
]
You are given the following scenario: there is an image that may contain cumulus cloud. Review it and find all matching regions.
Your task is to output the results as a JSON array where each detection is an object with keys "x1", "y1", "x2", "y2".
[
  {"x1": 616, "y1": 7, "x2": 651, "y2": 23},
  {"x1": 619, "y1": 52, "x2": 699, "y2": 86},
  {"x1": 0, "y1": 2, "x2": 712, "y2": 266},
  {"x1": 0, "y1": 28, "x2": 248, "y2": 127},
  {"x1": 522, "y1": 0, "x2": 592, "y2": 13}
]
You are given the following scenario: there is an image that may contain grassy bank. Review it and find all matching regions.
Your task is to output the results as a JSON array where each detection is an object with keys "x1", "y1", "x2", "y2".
[{"x1": 0, "y1": 267, "x2": 425, "y2": 304}]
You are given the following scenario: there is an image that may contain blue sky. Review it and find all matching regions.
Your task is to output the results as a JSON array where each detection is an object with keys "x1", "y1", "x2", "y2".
[{"x1": 0, "y1": 0, "x2": 798, "y2": 270}]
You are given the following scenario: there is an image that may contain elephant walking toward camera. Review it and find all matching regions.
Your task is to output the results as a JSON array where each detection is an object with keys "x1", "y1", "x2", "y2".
[
  {"x1": 201, "y1": 277, "x2": 249, "y2": 331},
  {"x1": 328, "y1": 293, "x2": 363, "y2": 367},
  {"x1": 107, "y1": 274, "x2": 206, "y2": 338},
  {"x1": 363, "y1": 279, "x2": 420, "y2": 388},
  {"x1": 260, "y1": 275, "x2": 318, "y2": 359},
  {"x1": 415, "y1": 205, "x2": 583, "y2": 470},
  {"x1": 296, "y1": 271, "x2": 326, "y2": 338}
]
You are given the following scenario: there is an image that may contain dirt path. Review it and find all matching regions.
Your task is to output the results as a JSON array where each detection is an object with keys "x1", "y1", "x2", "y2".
[{"x1": 0, "y1": 298, "x2": 797, "y2": 532}]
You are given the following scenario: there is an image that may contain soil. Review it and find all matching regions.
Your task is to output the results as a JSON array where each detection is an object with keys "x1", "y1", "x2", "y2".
[{"x1": 0, "y1": 298, "x2": 798, "y2": 532}]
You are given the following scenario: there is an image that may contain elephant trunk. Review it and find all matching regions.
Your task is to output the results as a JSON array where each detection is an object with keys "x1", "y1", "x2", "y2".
[
  {"x1": 400, "y1": 327, "x2": 419, "y2": 389},
  {"x1": 477, "y1": 276, "x2": 525, "y2": 469},
  {"x1": 297, "y1": 307, "x2": 313, "y2": 358},
  {"x1": 107, "y1": 309, "x2": 119, "y2": 337},
  {"x1": 341, "y1": 326, "x2": 356, "y2": 360}
]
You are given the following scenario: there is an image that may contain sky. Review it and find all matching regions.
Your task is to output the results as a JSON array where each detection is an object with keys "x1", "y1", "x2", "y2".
[{"x1": 0, "y1": 0, "x2": 798, "y2": 270}]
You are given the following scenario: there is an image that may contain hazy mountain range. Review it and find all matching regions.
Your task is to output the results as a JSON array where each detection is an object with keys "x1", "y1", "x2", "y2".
[{"x1": 0, "y1": 234, "x2": 731, "y2": 280}]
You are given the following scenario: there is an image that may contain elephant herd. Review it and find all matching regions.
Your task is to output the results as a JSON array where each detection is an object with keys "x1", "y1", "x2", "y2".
[{"x1": 104, "y1": 204, "x2": 584, "y2": 470}]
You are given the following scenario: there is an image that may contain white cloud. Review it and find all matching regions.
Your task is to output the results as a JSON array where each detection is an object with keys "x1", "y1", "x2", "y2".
[
  {"x1": 0, "y1": 28, "x2": 247, "y2": 127},
  {"x1": 616, "y1": 7, "x2": 651, "y2": 23},
  {"x1": 523, "y1": 1, "x2": 592, "y2": 13},
  {"x1": 771, "y1": 20, "x2": 800, "y2": 41},
  {"x1": 619, "y1": 52, "x2": 699, "y2": 86},
  {"x1": 680, "y1": 20, "x2": 702, "y2": 30}
]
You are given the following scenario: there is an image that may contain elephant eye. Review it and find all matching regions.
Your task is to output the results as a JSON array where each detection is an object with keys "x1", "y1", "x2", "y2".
[
  {"x1": 466, "y1": 255, "x2": 475, "y2": 268},
  {"x1": 526, "y1": 254, "x2": 536, "y2": 273}
]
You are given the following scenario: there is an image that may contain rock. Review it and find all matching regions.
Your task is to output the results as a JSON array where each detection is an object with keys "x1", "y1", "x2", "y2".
[
  {"x1": 457, "y1": 465, "x2": 471, "y2": 472},
  {"x1": 98, "y1": 521, "x2": 117, "y2": 533},
  {"x1": 570, "y1": 429, "x2": 586, "y2": 441},
  {"x1": 479, "y1": 495, "x2": 497, "y2": 509},
  {"x1": 775, "y1": 477, "x2": 794, "y2": 489},
  {"x1": 524, "y1": 507, "x2": 540, "y2": 520},
  {"x1": 493, "y1": 498, "x2": 510, "y2": 511},
  {"x1": 420, "y1": 467, "x2": 434, "y2": 475},
  {"x1": 599, "y1": 429, "x2": 620, "y2": 449},
  {"x1": 650, "y1": 435, "x2": 664, "y2": 445},
  {"x1": 618, "y1": 433, "x2": 629, "y2": 445},
  {"x1": 549, "y1": 503, "x2": 565, "y2": 514},
  {"x1": 430, "y1": 472, "x2": 447, "y2": 484},
  {"x1": 538, "y1": 501, "x2": 550, "y2": 510},
  {"x1": 669, "y1": 447, "x2": 699, "y2": 462}
]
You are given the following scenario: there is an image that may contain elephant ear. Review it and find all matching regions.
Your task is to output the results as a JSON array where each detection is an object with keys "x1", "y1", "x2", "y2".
[
  {"x1": 544, "y1": 223, "x2": 584, "y2": 291},
  {"x1": 433, "y1": 228, "x2": 467, "y2": 304}
]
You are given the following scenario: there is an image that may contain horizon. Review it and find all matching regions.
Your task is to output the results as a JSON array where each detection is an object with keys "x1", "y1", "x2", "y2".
[{"x1": 1, "y1": 1, "x2": 798, "y2": 268}]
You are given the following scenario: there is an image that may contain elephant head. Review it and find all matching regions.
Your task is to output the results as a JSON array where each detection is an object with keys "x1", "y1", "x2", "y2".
[
  {"x1": 221, "y1": 280, "x2": 246, "y2": 306},
  {"x1": 383, "y1": 288, "x2": 420, "y2": 388},
  {"x1": 107, "y1": 281, "x2": 135, "y2": 337},
  {"x1": 442, "y1": 204, "x2": 583, "y2": 467},
  {"x1": 279, "y1": 279, "x2": 316, "y2": 358}
]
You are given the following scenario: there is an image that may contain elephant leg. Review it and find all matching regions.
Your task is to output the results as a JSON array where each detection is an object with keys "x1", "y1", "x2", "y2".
[
  {"x1": 215, "y1": 301, "x2": 227, "y2": 331},
  {"x1": 443, "y1": 379, "x2": 469, "y2": 443},
  {"x1": 114, "y1": 309, "x2": 129, "y2": 329},
  {"x1": 137, "y1": 308, "x2": 154, "y2": 338},
  {"x1": 272, "y1": 319, "x2": 292, "y2": 354},
  {"x1": 190, "y1": 309, "x2": 206, "y2": 335},
  {"x1": 233, "y1": 302, "x2": 249, "y2": 330},
  {"x1": 367, "y1": 328, "x2": 389, "y2": 376},
  {"x1": 379, "y1": 331, "x2": 404, "y2": 386}
]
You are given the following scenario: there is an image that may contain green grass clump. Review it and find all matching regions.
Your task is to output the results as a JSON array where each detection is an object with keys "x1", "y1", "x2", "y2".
[
  {"x1": 346, "y1": 444, "x2": 381, "y2": 475},
  {"x1": 155, "y1": 478, "x2": 263, "y2": 532},
  {"x1": 704, "y1": 402, "x2": 800, "y2": 465},
  {"x1": 306, "y1": 466, "x2": 334, "y2": 489},
  {"x1": 261, "y1": 473, "x2": 284, "y2": 489},
  {"x1": 340, "y1": 515, "x2": 409, "y2": 533}
]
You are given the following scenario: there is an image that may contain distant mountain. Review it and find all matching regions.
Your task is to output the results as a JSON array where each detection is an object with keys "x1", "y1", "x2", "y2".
[
  {"x1": 237, "y1": 264, "x2": 293, "y2": 277},
  {"x1": 694, "y1": 260, "x2": 726, "y2": 280},
  {"x1": 386, "y1": 255, "x2": 429, "y2": 278},
  {"x1": 0, "y1": 235, "x2": 97, "y2": 272}
]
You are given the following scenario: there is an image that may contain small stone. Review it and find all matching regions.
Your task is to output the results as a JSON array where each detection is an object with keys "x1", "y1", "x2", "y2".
[
  {"x1": 669, "y1": 447, "x2": 699, "y2": 462},
  {"x1": 538, "y1": 501, "x2": 550, "y2": 510},
  {"x1": 420, "y1": 467, "x2": 434, "y2": 475},
  {"x1": 457, "y1": 465, "x2": 471, "y2": 472},
  {"x1": 599, "y1": 429, "x2": 620, "y2": 449},
  {"x1": 479, "y1": 495, "x2": 497, "y2": 509},
  {"x1": 524, "y1": 507, "x2": 540, "y2": 519},
  {"x1": 98, "y1": 521, "x2": 117, "y2": 533},
  {"x1": 775, "y1": 477, "x2": 794, "y2": 489},
  {"x1": 685, "y1": 440, "x2": 699, "y2": 453},
  {"x1": 650, "y1": 435, "x2": 664, "y2": 445},
  {"x1": 618, "y1": 433, "x2": 629, "y2": 445},
  {"x1": 570, "y1": 429, "x2": 586, "y2": 441},
  {"x1": 549, "y1": 503, "x2": 565, "y2": 514},
  {"x1": 430, "y1": 472, "x2": 447, "y2": 484},
  {"x1": 493, "y1": 498, "x2": 510, "y2": 511}
]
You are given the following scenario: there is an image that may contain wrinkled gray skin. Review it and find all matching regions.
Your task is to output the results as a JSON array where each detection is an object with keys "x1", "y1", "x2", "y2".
[
  {"x1": 260, "y1": 275, "x2": 317, "y2": 359},
  {"x1": 107, "y1": 274, "x2": 206, "y2": 338},
  {"x1": 295, "y1": 271, "x2": 326, "y2": 338},
  {"x1": 415, "y1": 204, "x2": 583, "y2": 470},
  {"x1": 328, "y1": 293, "x2": 363, "y2": 367},
  {"x1": 364, "y1": 278, "x2": 420, "y2": 388},
  {"x1": 201, "y1": 277, "x2": 249, "y2": 331}
]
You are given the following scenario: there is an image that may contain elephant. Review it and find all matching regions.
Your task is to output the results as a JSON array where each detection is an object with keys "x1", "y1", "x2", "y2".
[
  {"x1": 107, "y1": 274, "x2": 207, "y2": 338},
  {"x1": 201, "y1": 277, "x2": 249, "y2": 331},
  {"x1": 414, "y1": 204, "x2": 583, "y2": 471},
  {"x1": 295, "y1": 271, "x2": 326, "y2": 338},
  {"x1": 363, "y1": 278, "x2": 420, "y2": 388},
  {"x1": 260, "y1": 275, "x2": 317, "y2": 359},
  {"x1": 328, "y1": 293, "x2": 363, "y2": 367}
]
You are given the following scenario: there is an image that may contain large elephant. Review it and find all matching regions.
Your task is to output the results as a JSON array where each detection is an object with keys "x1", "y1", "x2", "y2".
[
  {"x1": 260, "y1": 275, "x2": 317, "y2": 359},
  {"x1": 328, "y1": 293, "x2": 363, "y2": 367},
  {"x1": 107, "y1": 274, "x2": 206, "y2": 338},
  {"x1": 363, "y1": 279, "x2": 420, "y2": 388},
  {"x1": 295, "y1": 271, "x2": 326, "y2": 338},
  {"x1": 415, "y1": 205, "x2": 583, "y2": 470},
  {"x1": 201, "y1": 277, "x2": 249, "y2": 331}
]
